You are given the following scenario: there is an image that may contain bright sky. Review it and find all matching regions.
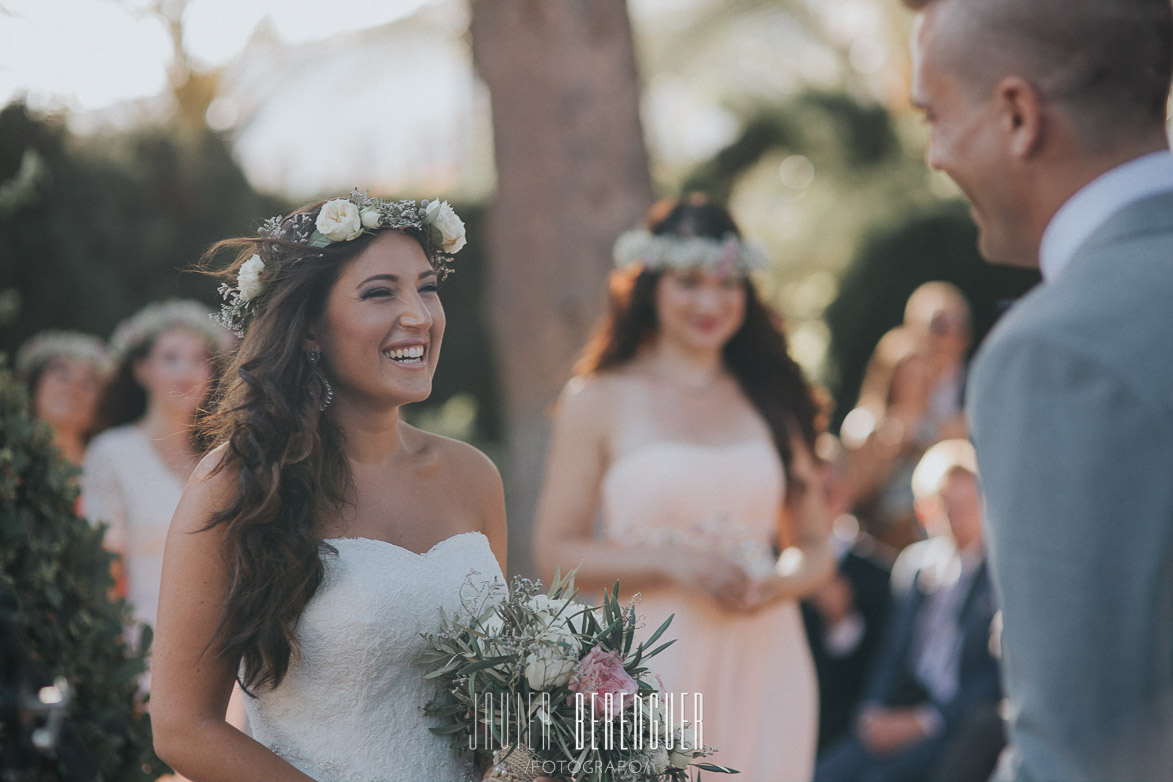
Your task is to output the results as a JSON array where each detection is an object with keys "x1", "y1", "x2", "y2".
[
  {"x1": 0, "y1": 0, "x2": 432, "y2": 110},
  {"x1": 0, "y1": 0, "x2": 902, "y2": 205}
]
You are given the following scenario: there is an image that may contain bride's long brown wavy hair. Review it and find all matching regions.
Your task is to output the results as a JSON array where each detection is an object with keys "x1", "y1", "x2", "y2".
[
  {"x1": 576, "y1": 195, "x2": 819, "y2": 479},
  {"x1": 198, "y1": 202, "x2": 429, "y2": 694}
]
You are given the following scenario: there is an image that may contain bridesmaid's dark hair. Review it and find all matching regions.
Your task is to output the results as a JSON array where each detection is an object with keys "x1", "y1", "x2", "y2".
[
  {"x1": 576, "y1": 194, "x2": 819, "y2": 480},
  {"x1": 198, "y1": 200, "x2": 430, "y2": 694}
]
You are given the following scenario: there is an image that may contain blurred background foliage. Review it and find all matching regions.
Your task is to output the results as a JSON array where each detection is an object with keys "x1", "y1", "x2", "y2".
[
  {"x1": 0, "y1": 0, "x2": 1043, "y2": 486},
  {"x1": 0, "y1": 100, "x2": 504, "y2": 443},
  {"x1": 0, "y1": 359, "x2": 167, "y2": 779}
]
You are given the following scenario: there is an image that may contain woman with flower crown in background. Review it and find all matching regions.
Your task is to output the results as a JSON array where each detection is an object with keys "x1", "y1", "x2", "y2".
[
  {"x1": 82, "y1": 300, "x2": 230, "y2": 639},
  {"x1": 534, "y1": 195, "x2": 834, "y2": 781},
  {"x1": 16, "y1": 330, "x2": 110, "y2": 468},
  {"x1": 149, "y1": 194, "x2": 513, "y2": 781}
]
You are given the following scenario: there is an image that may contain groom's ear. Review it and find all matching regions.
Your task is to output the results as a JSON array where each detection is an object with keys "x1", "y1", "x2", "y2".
[{"x1": 997, "y1": 75, "x2": 1044, "y2": 159}]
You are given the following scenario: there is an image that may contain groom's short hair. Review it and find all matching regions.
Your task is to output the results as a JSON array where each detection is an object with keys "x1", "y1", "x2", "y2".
[{"x1": 906, "y1": 0, "x2": 1173, "y2": 146}]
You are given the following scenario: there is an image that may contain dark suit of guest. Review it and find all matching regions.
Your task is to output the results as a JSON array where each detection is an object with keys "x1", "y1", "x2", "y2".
[
  {"x1": 802, "y1": 537, "x2": 892, "y2": 751},
  {"x1": 814, "y1": 537, "x2": 1001, "y2": 782}
]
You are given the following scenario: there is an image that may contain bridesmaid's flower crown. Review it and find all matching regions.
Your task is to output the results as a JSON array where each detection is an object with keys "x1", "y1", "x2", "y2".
[
  {"x1": 16, "y1": 330, "x2": 112, "y2": 378},
  {"x1": 112, "y1": 299, "x2": 234, "y2": 363},
  {"x1": 214, "y1": 190, "x2": 467, "y2": 336},
  {"x1": 612, "y1": 229, "x2": 769, "y2": 276}
]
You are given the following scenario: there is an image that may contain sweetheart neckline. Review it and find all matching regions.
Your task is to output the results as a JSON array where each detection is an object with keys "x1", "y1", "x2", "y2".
[
  {"x1": 603, "y1": 438, "x2": 781, "y2": 480},
  {"x1": 321, "y1": 530, "x2": 486, "y2": 558}
]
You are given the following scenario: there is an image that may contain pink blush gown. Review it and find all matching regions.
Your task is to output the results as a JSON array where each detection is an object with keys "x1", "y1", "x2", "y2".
[{"x1": 601, "y1": 437, "x2": 818, "y2": 782}]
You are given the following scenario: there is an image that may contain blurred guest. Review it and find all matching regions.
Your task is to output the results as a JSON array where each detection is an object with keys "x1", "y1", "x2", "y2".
[
  {"x1": 535, "y1": 194, "x2": 832, "y2": 781},
  {"x1": 840, "y1": 327, "x2": 932, "y2": 548},
  {"x1": 15, "y1": 331, "x2": 110, "y2": 466},
  {"x1": 803, "y1": 434, "x2": 893, "y2": 752},
  {"x1": 82, "y1": 299, "x2": 229, "y2": 640},
  {"x1": 814, "y1": 439, "x2": 1001, "y2": 782},
  {"x1": 902, "y1": 282, "x2": 971, "y2": 441}
]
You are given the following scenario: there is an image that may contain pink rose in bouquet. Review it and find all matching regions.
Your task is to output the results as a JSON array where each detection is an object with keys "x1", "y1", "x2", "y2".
[{"x1": 568, "y1": 647, "x2": 639, "y2": 719}]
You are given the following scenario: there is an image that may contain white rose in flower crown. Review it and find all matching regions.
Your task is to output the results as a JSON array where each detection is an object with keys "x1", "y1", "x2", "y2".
[
  {"x1": 237, "y1": 254, "x2": 266, "y2": 302},
  {"x1": 317, "y1": 198, "x2": 363, "y2": 242},
  {"x1": 422, "y1": 199, "x2": 467, "y2": 253},
  {"x1": 524, "y1": 647, "x2": 576, "y2": 690},
  {"x1": 360, "y1": 208, "x2": 382, "y2": 230}
]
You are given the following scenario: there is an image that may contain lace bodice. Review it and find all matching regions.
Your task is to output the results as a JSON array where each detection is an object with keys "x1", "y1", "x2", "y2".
[{"x1": 245, "y1": 532, "x2": 504, "y2": 782}]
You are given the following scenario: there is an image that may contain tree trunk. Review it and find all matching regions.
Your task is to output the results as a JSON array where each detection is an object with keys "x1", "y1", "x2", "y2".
[{"x1": 470, "y1": 0, "x2": 653, "y2": 576}]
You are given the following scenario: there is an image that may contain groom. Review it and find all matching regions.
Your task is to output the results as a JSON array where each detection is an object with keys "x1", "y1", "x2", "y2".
[{"x1": 904, "y1": 0, "x2": 1173, "y2": 780}]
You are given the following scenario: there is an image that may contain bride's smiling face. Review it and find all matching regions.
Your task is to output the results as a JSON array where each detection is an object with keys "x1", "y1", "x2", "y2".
[{"x1": 309, "y1": 231, "x2": 445, "y2": 409}]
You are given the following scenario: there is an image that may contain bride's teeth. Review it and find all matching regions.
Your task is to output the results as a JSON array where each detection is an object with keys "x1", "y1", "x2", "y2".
[{"x1": 384, "y1": 346, "x2": 425, "y2": 362}]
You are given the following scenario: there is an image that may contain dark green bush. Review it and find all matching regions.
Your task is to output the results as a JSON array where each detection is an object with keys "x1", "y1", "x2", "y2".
[{"x1": 0, "y1": 358, "x2": 168, "y2": 781}]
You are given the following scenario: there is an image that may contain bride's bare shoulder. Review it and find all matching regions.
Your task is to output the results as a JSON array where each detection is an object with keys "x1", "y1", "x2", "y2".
[
  {"x1": 402, "y1": 425, "x2": 501, "y2": 490},
  {"x1": 170, "y1": 443, "x2": 241, "y2": 535}
]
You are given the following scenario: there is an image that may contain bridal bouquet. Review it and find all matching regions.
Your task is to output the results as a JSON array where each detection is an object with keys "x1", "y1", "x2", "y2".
[{"x1": 420, "y1": 570, "x2": 736, "y2": 782}]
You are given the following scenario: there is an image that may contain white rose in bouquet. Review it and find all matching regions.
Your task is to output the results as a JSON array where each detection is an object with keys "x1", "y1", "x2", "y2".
[
  {"x1": 648, "y1": 748, "x2": 671, "y2": 775},
  {"x1": 524, "y1": 647, "x2": 576, "y2": 690},
  {"x1": 669, "y1": 727, "x2": 697, "y2": 769},
  {"x1": 475, "y1": 609, "x2": 512, "y2": 657},
  {"x1": 316, "y1": 198, "x2": 363, "y2": 242},
  {"x1": 237, "y1": 254, "x2": 266, "y2": 302},
  {"x1": 526, "y1": 594, "x2": 574, "y2": 618},
  {"x1": 422, "y1": 199, "x2": 467, "y2": 253},
  {"x1": 538, "y1": 618, "x2": 580, "y2": 655},
  {"x1": 481, "y1": 611, "x2": 505, "y2": 637}
]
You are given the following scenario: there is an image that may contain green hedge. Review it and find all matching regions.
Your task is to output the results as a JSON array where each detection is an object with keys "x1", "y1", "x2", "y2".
[{"x1": 0, "y1": 358, "x2": 168, "y2": 780}]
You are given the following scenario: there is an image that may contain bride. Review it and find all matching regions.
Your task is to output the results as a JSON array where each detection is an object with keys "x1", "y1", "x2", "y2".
[{"x1": 150, "y1": 193, "x2": 508, "y2": 781}]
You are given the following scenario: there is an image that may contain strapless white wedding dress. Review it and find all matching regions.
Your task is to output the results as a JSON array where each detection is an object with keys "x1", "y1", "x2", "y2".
[{"x1": 244, "y1": 531, "x2": 504, "y2": 782}]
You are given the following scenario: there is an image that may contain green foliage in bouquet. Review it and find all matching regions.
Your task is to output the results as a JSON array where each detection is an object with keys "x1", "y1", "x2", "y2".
[
  {"x1": 420, "y1": 569, "x2": 737, "y2": 782},
  {"x1": 0, "y1": 358, "x2": 168, "y2": 780}
]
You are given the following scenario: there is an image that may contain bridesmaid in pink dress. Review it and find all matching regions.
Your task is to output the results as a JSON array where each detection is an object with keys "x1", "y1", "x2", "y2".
[{"x1": 535, "y1": 195, "x2": 834, "y2": 781}]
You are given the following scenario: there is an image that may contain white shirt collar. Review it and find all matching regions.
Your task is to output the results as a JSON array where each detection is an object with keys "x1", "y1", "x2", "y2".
[{"x1": 1039, "y1": 150, "x2": 1173, "y2": 281}]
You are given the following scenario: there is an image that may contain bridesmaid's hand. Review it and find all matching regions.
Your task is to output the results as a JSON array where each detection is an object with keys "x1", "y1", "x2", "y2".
[
  {"x1": 671, "y1": 549, "x2": 755, "y2": 610},
  {"x1": 740, "y1": 545, "x2": 832, "y2": 612},
  {"x1": 810, "y1": 573, "x2": 855, "y2": 625},
  {"x1": 856, "y1": 705, "x2": 927, "y2": 756}
]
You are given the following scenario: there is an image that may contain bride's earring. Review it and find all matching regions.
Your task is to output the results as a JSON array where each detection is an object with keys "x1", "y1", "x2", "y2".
[{"x1": 305, "y1": 347, "x2": 334, "y2": 411}]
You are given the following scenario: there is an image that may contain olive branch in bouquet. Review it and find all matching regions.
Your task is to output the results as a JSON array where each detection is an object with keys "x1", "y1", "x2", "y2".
[{"x1": 419, "y1": 569, "x2": 737, "y2": 782}]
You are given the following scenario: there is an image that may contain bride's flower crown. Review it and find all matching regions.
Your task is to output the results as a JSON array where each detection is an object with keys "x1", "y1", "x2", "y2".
[
  {"x1": 215, "y1": 190, "x2": 467, "y2": 336},
  {"x1": 612, "y1": 229, "x2": 769, "y2": 276}
]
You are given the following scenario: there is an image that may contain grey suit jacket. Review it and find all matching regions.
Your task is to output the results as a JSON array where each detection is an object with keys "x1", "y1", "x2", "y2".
[{"x1": 967, "y1": 190, "x2": 1173, "y2": 782}]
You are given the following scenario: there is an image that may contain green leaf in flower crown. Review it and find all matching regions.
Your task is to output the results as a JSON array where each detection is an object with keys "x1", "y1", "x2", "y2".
[{"x1": 307, "y1": 230, "x2": 331, "y2": 248}]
